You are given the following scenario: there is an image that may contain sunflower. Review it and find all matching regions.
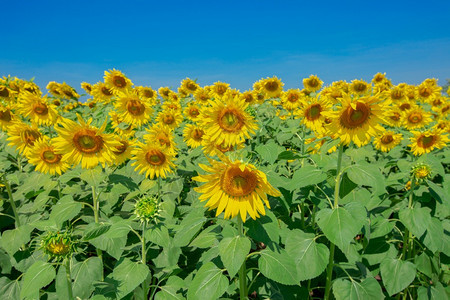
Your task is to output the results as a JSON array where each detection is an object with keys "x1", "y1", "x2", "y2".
[
  {"x1": 416, "y1": 80, "x2": 441, "y2": 102},
  {"x1": 114, "y1": 89, "x2": 154, "y2": 127},
  {"x1": 373, "y1": 131, "x2": 402, "y2": 152},
  {"x1": 349, "y1": 79, "x2": 371, "y2": 96},
  {"x1": 109, "y1": 111, "x2": 135, "y2": 137},
  {"x1": 183, "y1": 102, "x2": 201, "y2": 122},
  {"x1": 53, "y1": 115, "x2": 120, "y2": 169},
  {"x1": 17, "y1": 92, "x2": 59, "y2": 126},
  {"x1": 324, "y1": 94, "x2": 387, "y2": 147},
  {"x1": 0, "y1": 105, "x2": 17, "y2": 130},
  {"x1": 158, "y1": 87, "x2": 173, "y2": 100},
  {"x1": 155, "y1": 109, "x2": 183, "y2": 129},
  {"x1": 46, "y1": 82, "x2": 63, "y2": 98},
  {"x1": 281, "y1": 89, "x2": 303, "y2": 112},
  {"x1": 104, "y1": 69, "x2": 133, "y2": 94},
  {"x1": 178, "y1": 86, "x2": 189, "y2": 98},
  {"x1": 409, "y1": 129, "x2": 449, "y2": 156},
  {"x1": 111, "y1": 136, "x2": 134, "y2": 166},
  {"x1": 59, "y1": 82, "x2": 80, "y2": 100},
  {"x1": 193, "y1": 155, "x2": 280, "y2": 222},
  {"x1": 209, "y1": 82, "x2": 230, "y2": 99},
  {"x1": 386, "y1": 85, "x2": 408, "y2": 102},
  {"x1": 21, "y1": 81, "x2": 41, "y2": 96},
  {"x1": 372, "y1": 72, "x2": 388, "y2": 85},
  {"x1": 200, "y1": 94, "x2": 258, "y2": 147},
  {"x1": 81, "y1": 82, "x2": 93, "y2": 95},
  {"x1": 91, "y1": 82, "x2": 115, "y2": 103},
  {"x1": 162, "y1": 101, "x2": 181, "y2": 112},
  {"x1": 401, "y1": 106, "x2": 432, "y2": 130},
  {"x1": 6, "y1": 122, "x2": 41, "y2": 155},
  {"x1": 319, "y1": 85, "x2": 344, "y2": 104},
  {"x1": 144, "y1": 124, "x2": 176, "y2": 150},
  {"x1": 385, "y1": 108, "x2": 403, "y2": 127},
  {"x1": 201, "y1": 135, "x2": 244, "y2": 156},
  {"x1": 131, "y1": 143, "x2": 176, "y2": 179},
  {"x1": 180, "y1": 78, "x2": 199, "y2": 95},
  {"x1": 183, "y1": 124, "x2": 205, "y2": 148},
  {"x1": 303, "y1": 75, "x2": 323, "y2": 93},
  {"x1": 432, "y1": 102, "x2": 450, "y2": 119},
  {"x1": 136, "y1": 86, "x2": 158, "y2": 103},
  {"x1": 0, "y1": 86, "x2": 14, "y2": 102},
  {"x1": 297, "y1": 96, "x2": 332, "y2": 132},
  {"x1": 239, "y1": 90, "x2": 258, "y2": 105},
  {"x1": 194, "y1": 87, "x2": 211, "y2": 104},
  {"x1": 260, "y1": 77, "x2": 283, "y2": 99},
  {"x1": 26, "y1": 137, "x2": 69, "y2": 175},
  {"x1": 396, "y1": 100, "x2": 413, "y2": 112}
]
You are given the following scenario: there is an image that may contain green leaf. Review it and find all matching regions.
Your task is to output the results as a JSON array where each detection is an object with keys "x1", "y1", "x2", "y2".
[
  {"x1": 1, "y1": 225, "x2": 33, "y2": 255},
  {"x1": 187, "y1": 262, "x2": 229, "y2": 300},
  {"x1": 219, "y1": 236, "x2": 251, "y2": 278},
  {"x1": 380, "y1": 258, "x2": 416, "y2": 296},
  {"x1": 316, "y1": 202, "x2": 366, "y2": 250},
  {"x1": 277, "y1": 150, "x2": 302, "y2": 161},
  {"x1": 255, "y1": 141, "x2": 284, "y2": 165},
  {"x1": 245, "y1": 210, "x2": 280, "y2": 245},
  {"x1": 49, "y1": 195, "x2": 82, "y2": 228},
  {"x1": 190, "y1": 225, "x2": 220, "y2": 249},
  {"x1": 289, "y1": 165, "x2": 327, "y2": 190},
  {"x1": 0, "y1": 278, "x2": 20, "y2": 300},
  {"x1": 72, "y1": 257, "x2": 103, "y2": 299},
  {"x1": 153, "y1": 241, "x2": 181, "y2": 271},
  {"x1": 285, "y1": 229, "x2": 329, "y2": 281},
  {"x1": 258, "y1": 249, "x2": 298, "y2": 285},
  {"x1": 89, "y1": 234, "x2": 127, "y2": 260},
  {"x1": 55, "y1": 263, "x2": 69, "y2": 300},
  {"x1": 417, "y1": 283, "x2": 448, "y2": 300},
  {"x1": 83, "y1": 223, "x2": 112, "y2": 241},
  {"x1": 333, "y1": 277, "x2": 383, "y2": 300},
  {"x1": 111, "y1": 258, "x2": 150, "y2": 299},
  {"x1": 80, "y1": 166, "x2": 106, "y2": 187},
  {"x1": 347, "y1": 164, "x2": 385, "y2": 195},
  {"x1": 20, "y1": 261, "x2": 56, "y2": 299},
  {"x1": 155, "y1": 276, "x2": 185, "y2": 300},
  {"x1": 173, "y1": 213, "x2": 206, "y2": 247},
  {"x1": 422, "y1": 217, "x2": 444, "y2": 253},
  {"x1": 399, "y1": 206, "x2": 432, "y2": 238}
]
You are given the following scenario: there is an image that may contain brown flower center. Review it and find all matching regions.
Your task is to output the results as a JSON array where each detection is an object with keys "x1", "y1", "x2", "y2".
[
  {"x1": 419, "y1": 87, "x2": 432, "y2": 98},
  {"x1": 162, "y1": 114, "x2": 175, "y2": 125},
  {"x1": 381, "y1": 135, "x2": 394, "y2": 144},
  {"x1": 391, "y1": 89, "x2": 403, "y2": 100},
  {"x1": 305, "y1": 104, "x2": 322, "y2": 121},
  {"x1": 265, "y1": 81, "x2": 279, "y2": 92},
  {"x1": 0, "y1": 86, "x2": 10, "y2": 98},
  {"x1": 399, "y1": 103, "x2": 411, "y2": 111},
  {"x1": 145, "y1": 149, "x2": 166, "y2": 166},
  {"x1": 418, "y1": 135, "x2": 437, "y2": 148},
  {"x1": 127, "y1": 100, "x2": 145, "y2": 116},
  {"x1": 73, "y1": 130, "x2": 103, "y2": 154},
  {"x1": 390, "y1": 112, "x2": 401, "y2": 121},
  {"x1": 191, "y1": 128, "x2": 204, "y2": 141},
  {"x1": 142, "y1": 89, "x2": 154, "y2": 98},
  {"x1": 218, "y1": 109, "x2": 244, "y2": 132},
  {"x1": 0, "y1": 109, "x2": 12, "y2": 122},
  {"x1": 287, "y1": 93, "x2": 299, "y2": 103},
  {"x1": 113, "y1": 141, "x2": 128, "y2": 155},
  {"x1": 307, "y1": 78, "x2": 319, "y2": 88},
  {"x1": 33, "y1": 102, "x2": 49, "y2": 115},
  {"x1": 113, "y1": 76, "x2": 126, "y2": 88},
  {"x1": 101, "y1": 86, "x2": 113, "y2": 96},
  {"x1": 353, "y1": 83, "x2": 368, "y2": 93},
  {"x1": 189, "y1": 107, "x2": 200, "y2": 117},
  {"x1": 339, "y1": 102, "x2": 370, "y2": 128},
  {"x1": 21, "y1": 129, "x2": 41, "y2": 146},
  {"x1": 408, "y1": 112, "x2": 422, "y2": 124},
  {"x1": 221, "y1": 165, "x2": 258, "y2": 197},
  {"x1": 41, "y1": 150, "x2": 62, "y2": 164}
]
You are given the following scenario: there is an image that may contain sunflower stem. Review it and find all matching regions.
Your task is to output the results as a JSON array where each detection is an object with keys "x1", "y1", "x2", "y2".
[
  {"x1": 91, "y1": 185, "x2": 104, "y2": 279},
  {"x1": 157, "y1": 177, "x2": 162, "y2": 198},
  {"x1": 237, "y1": 217, "x2": 248, "y2": 300},
  {"x1": 65, "y1": 258, "x2": 74, "y2": 300},
  {"x1": 324, "y1": 143, "x2": 344, "y2": 300},
  {"x1": 17, "y1": 154, "x2": 22, "y2": 172},
  {"x1": 402, "y1": 177, "x2": 416, "y2": 260},
  {"x1": 141, "y1": 222, "x2": 149, "y2": 299},
  {"x1": 2, "y1": 174, "x2": 20, "y2": 228}
]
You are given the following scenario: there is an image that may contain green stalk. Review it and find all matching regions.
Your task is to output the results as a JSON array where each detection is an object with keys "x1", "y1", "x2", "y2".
[
  {"x1": 157, "y1": 177, "x2": 162, "y2": 198},
  {"x1": 402, "y1": 178, "x2": 416, "y2": 260},
  {"x1": 17, "y1": 155, "x2": 22, "y2": 172},
  {"x1": 91, "y1": 186, "x2": 103, "y2": 279},
  {"x1": 324, "y1": 143, "x2": 344, "y2": 300},
  {"x1": 237, "y1": 217, "x2": 248, "y2": 300},
  {"x1": 141, "y1": 222, "x2": 149, "y2": 299},
  {"x1": 2, "y1": 175, "x2": 20, "y2": 227},
  {"x1": 65, "y1": 258, "x2": 74, "y2": 300}
]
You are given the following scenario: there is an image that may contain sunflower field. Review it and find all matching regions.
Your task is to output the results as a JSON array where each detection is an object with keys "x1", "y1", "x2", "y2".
[{"x1": 0, "y1": 71, "x2": 449, "y2": 300}]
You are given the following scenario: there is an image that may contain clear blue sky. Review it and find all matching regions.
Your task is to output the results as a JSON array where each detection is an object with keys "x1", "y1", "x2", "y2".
[{"x1": 2, "y1": 0, "x2": 450, "y2": 97}]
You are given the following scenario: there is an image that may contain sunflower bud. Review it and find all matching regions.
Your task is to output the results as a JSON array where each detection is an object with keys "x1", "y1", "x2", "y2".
[
  {"x1": 411, "y1": 163, "x2": 432, "y2": 182},
  {"x1": 134, "y1": 195, "x2": 160, "y2": 224},
  {"x1": 41, "y1": 231, "x2": 76, "y2": 261}
]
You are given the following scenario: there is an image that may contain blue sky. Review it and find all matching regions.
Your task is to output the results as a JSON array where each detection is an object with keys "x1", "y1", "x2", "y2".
[{"x1": 2, "y1": 0, "x2": 450, "y2": 97}]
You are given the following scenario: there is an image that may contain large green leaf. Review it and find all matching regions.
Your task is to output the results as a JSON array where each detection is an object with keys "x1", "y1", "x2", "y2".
[
  {"x1": 399, "y1": 206, "x2": 432, "y2": 238},
  {"x1": 155, "y1": 276, "x2": 185, "y2": 300},
  {"x1": 219, "y1": 236, "x2": 251, "y2": 278},
  {"x1": 258, "y1": 249, "x2": 299, "y2": 285},
  {"x1": 49, "y1": 195, "x2": 82, "y2": 228},
  {"x1": 111, "y1": 258, "x2": 150, "y2": 299},
  {"x1": 255, "y1": 141, "x2": 284, "y2": 165},
  {"x1": 173, "y1": 213, "x2": 206, "y2": 247},
  {"x1": 417, "y1": 283, "x2": 448, "y2": 300},
  {"x1": 289, "y1": 165, "x2": 327, "y2": 190},
  {"x1": 285, "y1": 229, "x2": 329, "y2": 281},
  {"x1": 333, "y1": 277, "x2": 383, "y2": 300},
  {"x1": 245, "y1": 210, "x2": 280, "y2": 245},
  {"x1": 347, "y1": 164, "x2": 385, "y2": 195},
  {"x1": 316, "y1": 202, "x2": 366, "y2": 250},
  {"x1": 72, "y1": 257, "x2": 103, "y2": 299},
  {"x1": 89, "y1": 234, "x2": 127, "y2": 260},
  {"x1": 83, "y1": 223, "x2": 112, "y2": 241},
  {"x1": 0, "y1": 278, "x2": 20, "y2": 300},
  {"x1": 20, "y1": 261, "x2": 56, "y2": 299},
  {"x1": 1, "y1": 225, "x2": 33, "y2": 255},
  {"x1": 422, "y1": 217, "x2": 444, "y2": 253},
  {"x1": 187, "y1": 262, "x2": 229, "y2": 300},
  {"x1": 380, "y1": 258, "x2": 416, "y2": 296}
]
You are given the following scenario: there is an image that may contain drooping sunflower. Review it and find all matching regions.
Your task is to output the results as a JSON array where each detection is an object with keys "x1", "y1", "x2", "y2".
[
  {"x1": 183, "y1": 102, "x2": 201, "y2": 122},
  {"x1": 59, "y1": 82, "x2": 80, "y2": 100},
  {"x1": 6, "y1": 122, "x2": 42, "y2": 155},
  {"x1": 26, "y1": 136, "x2": 69, "y2": 175},
  {"x1": 155, "y1": 109, "x2": 183, "y2": 129},
  {"x1": 180, "y1": 78, "x2": 199, "y2": 95},
  {"x1": 21, "y1": 81, "x2": 41, "y2": 96},
  {"x1": 303, "y1": 75, "x2": 323, "y2": 93},
  {"x1": 104, "y1": 69, "x2": 133, "y2": 94},
  {"x1": 131, "y1": 143, "x2": 176, "y2": 179},
  {"x1": 81, "y1": 82, "x2": 93, "y2": 95},
  {"x1": 324, "y1": 94, "x2": 388, "y2": 147},
  {"x1": 349, "y1": 79, "x2": 371, "y2": 96},
  {"x1": 46, "y1": 82, "x2": 63, "y2": 98},
  {"x1": 53, "y1": 115, "x2": 120, "y2": 169},
  {"x1": 111, "y1": 136, "x2": 134, "y2": 166},
  {"x1": 401, "y1": 106, "x2": 432, "y2": 130},
  {"x1": 260, "y1": 77, "x2": 283, "y2": 99},
  {"x1": 373, "y1": 131, "x2": 403, "y2": 152},
  {"x1": 0, "y1": 85, "x2": 15, "y2": 102},
  {"x1": 144, "y1": 124, "x2": 176, "y2": 151},
  {"x1": 409, "y1": 129, "x2": 449, "y2": 156},
  {"x1": 0, "y1": 105, "x2": 17, "y2": 130},
  {"x1": 193, "y1": 155, "x2": 281, "y2": 222},
  {"x1": 281, "y1": 89, "x2": 304, "y2": 112},
  {"x1": 17, "y1": 92, "x2": 59, "y2": 126},
  {"x1": 297, "y1": 96, "x2": 332, "y2": 132},
  {"x1": 200, "y1": 94, "x2": 258, "y2": 147},
  {"x1": 114, "y1": 89, "x2": 154, "y2": 127},
  {"x1": 91, "y1": 82, "x2": 115, "y2": 103},
  {"x1": 183, "y1": 124, "x2": 205, "y2": 148}
]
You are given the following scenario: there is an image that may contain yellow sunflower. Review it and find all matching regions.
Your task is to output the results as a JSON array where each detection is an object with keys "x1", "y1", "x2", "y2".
[
  {"x1": 260, "y1": 77, "x2": 283, "y2": 99},
  {"x1": 180, "y1": 78, "x2": 199, "y2": 95},
  {"x1": 432, "y1": 102, "x2": 450, "y2": 119},
  {"x1": 386, "y1": 85, "x2": 408, "y2": 102},
  {"x1": 114, "y1": 89, "x2": 154, "y2": 127},
  {"x1": 385, "y1": 108, "x2": 403, "y2": 128},
  {"x1": 59, "y1": 82, "x2": 80, "y2": 100},
  {"x1": 194, "y1": 87, "x2": 211, "y2": 104},
  {"x1": 91, "y1": 82, "x2": 115, "y2": 103},
  {"x1": 135, "y1": 86, "x2": 158, "y2": 103},
  {"x1": 210, "y1": 82, "x2": 230, "y2": 99},
  {"x1": 349, "y1": 79, "x2": 371, "y2": 96},
  {"x1": 21, "y1": 81, "x2": 41, "y2": 96},
  {"x1": 416, "y1": 80, "x2": 441, "y2": 103},
  {"x1": 239, "y1": 90, "x2": 258, "y2": 105},
  {"x1": 193, "y1": 155, "x2": 280, "y2": 222},
  {"x1": 53, "y1": 115, "x2": 120, "y2": 169},
  {"x1": 111, "y1": 136, "x2": 134, "y2": 166},
  {"x1": 6, "y1": 122, "x2": 42, "y2": 155},
  {"x1": 144, "y1": 124, "x2": 176, "y2": 151},
  {"x1": 297, "y1": 96, "x2": 332, "y2": 132},
  {"x1": 81, "y1": 82, "x2": 93, "y2": 95},
  {"x1": 396, "y1": 100, "x2": 414, "y2": 112},
  {"x1": 401, "y1": 106, "x2": 432, "y2": 130},
  {"x1": 201, "y1": 135, "x2": 244, "y2": 156},
  {"x1": 183, "y1": 124, "x2": 205, "y2": 148},
  {"x1": 17, "y1": 92, "x2": 59, "y2": 126},
  {"x1": 155, "y1": 109, "x2": 183, "y2": 129},
  {"x1": 200, "y1": 94, "x2": 258, "y2": 147},
  {"x1": 324, "y1": 94, "x2": 388, "y2": 147},
  {"x1": 26, "y1": 137, "x2": 69, "y2": 175},
  {"x1": 162, "y1": 101, "x2": 181, "y2": 112},
  {"x1": 409, "y1": 129, "x2": 449, "y2": 156},
  {"x1": 371, "y1": 73, "x2": 389, "y2": 85},
  {"x1": 319, "y1": 85, "x2": 345, "y2": 104},
  {"x1": 158, "y1": 87, "x2": 173, "y2": 100},
  {"x1": 373, "y1": 131, "x2": 403, "y2": 152},
  {"x1": 46, "y1": 82, "x2": 63, "y2": 98},
  {"x1": 109, "y1": 111, "x2": 135, "y2": 137},
  {"x1": 0, "y1": 105, "x2": 17, "y2": 130},
  {"x1": 183, "y1": 102, "x2": 201, "y2": 122},
  {"x1": 104, "y1": 69, "x2": 133, "y2": 94},
  {"x1": 131, "y1": 143, "x2": 176, "y2": 179},
  {"x1": 281, "y1": 89, "x2": 304, "y2": 112},
  {"x1": 303, "y1": 75, "x2": 323, "y2": 92}
]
